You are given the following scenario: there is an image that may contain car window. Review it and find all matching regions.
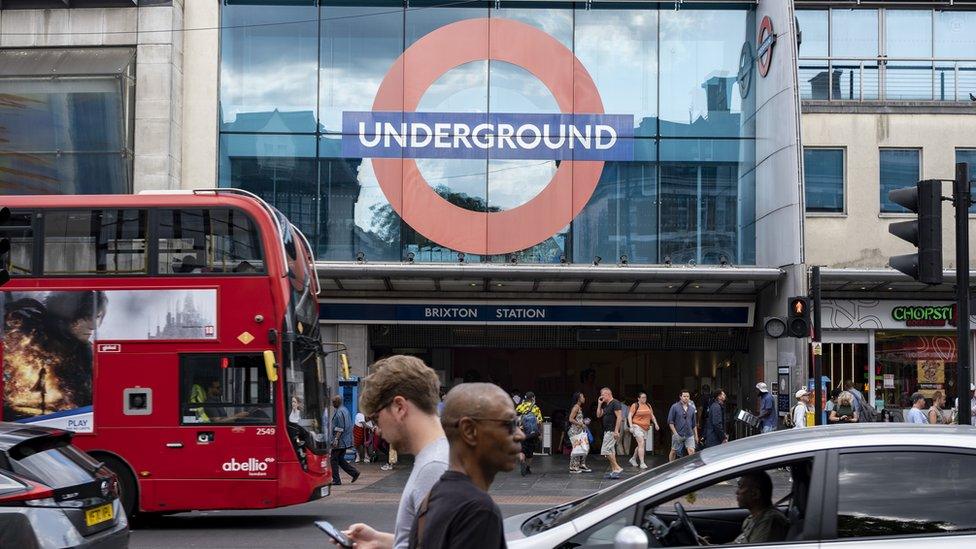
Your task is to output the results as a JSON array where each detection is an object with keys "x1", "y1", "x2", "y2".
[
  {"x1": 10, "y1": 444, "x2": 97, "y2": 489},
  {"x1": 836, "y1": 451, "x2": 976, "y2": 539},
  {"x1": 667, "y1": 466, "x2": 794, "y2": 511}
]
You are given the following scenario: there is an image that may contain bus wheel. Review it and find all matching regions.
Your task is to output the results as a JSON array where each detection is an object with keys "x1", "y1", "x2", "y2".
[{"x1": 99, "y1": 455, "x2": 138, "y2": 520}]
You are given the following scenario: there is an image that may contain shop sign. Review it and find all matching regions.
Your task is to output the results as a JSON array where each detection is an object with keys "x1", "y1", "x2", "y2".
[
  {"x1": 883, "y1": 374, "x2": 895, "y2": 389},
  {"x1": 756, "y1": 16, "x2": 776, "y2": 78},
  {"x1": 890, "y1": 305, "x2": 955, "y2": 327},
  {"x1": 343, "y1": 18, "x2": 634, "y2": 256},
  {"x1": 319, "y1": 301, "x2": 754, "y2": 327}
]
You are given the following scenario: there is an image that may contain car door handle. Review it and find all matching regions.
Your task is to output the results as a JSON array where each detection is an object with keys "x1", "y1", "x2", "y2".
[{"x1": 166, "y1": 442, "x2": 184, "y2": 448}]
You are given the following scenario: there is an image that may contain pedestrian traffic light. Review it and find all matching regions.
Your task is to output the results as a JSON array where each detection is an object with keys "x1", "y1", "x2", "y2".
[
  {"x1": 888, "y1": 180, "x2": 943, "y2": 284},
  {"x1": 0, "y1": 206, "x2": 10, "y2": 286},
  {"x1": 788, "y1": 296, "x2": 811, "y2": 338}
]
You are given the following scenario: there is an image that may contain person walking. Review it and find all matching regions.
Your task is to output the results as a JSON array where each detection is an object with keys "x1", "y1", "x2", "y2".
[
  {"x1": 330, "y1": 395, "x2": 360, "y2": 485},
  {"x1": 408, "y1": 383, "x2": 524, "y2": 549},
  {"x1": 756, "y1": 382, "x2": 777, "y2": 433},
  {"x1": 567, "y1": 392, "x2": 592, "y2": 474},
  {"x1": 382, "y1": 444, "x2": 398, "y2": 471},
  {"x1": 828, "y1": 391, "x2": 858, "y2": 424},
  {"x1": 340, "y1": 355, "x2": 449, "y2": 549},
  {"x1": 667, "y1": 390, "x2": 698, "y2": 461},
  {"x1": 907, "y1": 392, "x2": 929, "y2": 424},
  {"x1": 353, "y1": 410, "x2": 369, "y2": 463},
  {"x1": 792, "y1": 389, "x2": 811, "y2": 429},
  {"x1": 596, "y1": 387, "x2": 624, "y2": 479},
  {"x1": 704, "y1": 389, "x2": 728, "y2": 448},
  {"x1": 929, "y1": 391, "x2": 950, "y2": 425},
  {"x1": 627, "y1": 392, "x2": 658, "y2": 470},
  {"x1": 515, "y1": 392, "x2": 543, "y2": 476}
]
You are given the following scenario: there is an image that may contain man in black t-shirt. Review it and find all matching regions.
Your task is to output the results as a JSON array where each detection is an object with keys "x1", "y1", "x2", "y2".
[
  {"x1": 409, "y1": 383, "x2": 524, "y2": 549},
  {"x1": 596, "y1": 387, "x2": 624, "y2": 479}
]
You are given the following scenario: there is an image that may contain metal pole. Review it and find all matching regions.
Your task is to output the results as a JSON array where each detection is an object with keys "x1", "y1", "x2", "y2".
[
  {"x1": 813, "y1": 266, "x2": 824, "y2": 426},
  {"x1": 955, "y1": 162, "x2": 972, "y2": 427}
]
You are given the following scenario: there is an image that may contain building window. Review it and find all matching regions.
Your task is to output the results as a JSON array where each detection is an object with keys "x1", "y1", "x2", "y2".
[
  {"x1": 804, "y1": 148, "x2": 844, "y2": 213},
  {"x1": 880, "y1": 149, "x2": 921, "y2": 213},
  {"x1": 0, "y1": 48, "x2": 136, "y2": 194},
  {"x1": 956, "y1": 149, "x2": 976, "y2": 213}
]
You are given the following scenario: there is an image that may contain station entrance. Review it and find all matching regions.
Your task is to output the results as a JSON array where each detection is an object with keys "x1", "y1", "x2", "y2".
[{"x1": 368, "y1": 324, "x2": 752, "y2": 456}]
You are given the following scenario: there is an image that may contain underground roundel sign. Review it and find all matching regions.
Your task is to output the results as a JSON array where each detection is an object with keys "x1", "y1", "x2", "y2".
[
  {"x1": 756, "y1": 15, "x2": 776, "y2": 78},
  {"x1": 341, "y1": 18, "x2": 635, "y2": 255}
]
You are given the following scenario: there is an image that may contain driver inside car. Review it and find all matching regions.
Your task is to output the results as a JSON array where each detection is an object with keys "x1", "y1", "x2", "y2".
[{"x1": 731, "y1": 471, "x2": 789, "y2": 545}]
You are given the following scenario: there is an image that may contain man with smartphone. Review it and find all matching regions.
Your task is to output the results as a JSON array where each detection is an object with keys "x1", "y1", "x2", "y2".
[
  {"x1": 595, "y1": 387, "x2": 624, "y2": 480},
  {"x1": 338, "y1": 356, "x2": 449, "y2": 549}
]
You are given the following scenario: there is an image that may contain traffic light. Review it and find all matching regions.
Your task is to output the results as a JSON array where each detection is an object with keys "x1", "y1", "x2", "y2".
[
  {"x1": 888, "y1": 180, "x2": 943, "y2": 284},
  {"x1": 788, "y1": 296, "x2": 811, "y2": 338},
  {"x1": 0, "y1": 206, "x2": 10, "y2": 286}
]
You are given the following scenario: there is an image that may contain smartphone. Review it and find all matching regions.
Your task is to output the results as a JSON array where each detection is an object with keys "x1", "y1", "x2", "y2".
[{"x1": 315, "y1": 520, "x2": 353, "y2": 548}]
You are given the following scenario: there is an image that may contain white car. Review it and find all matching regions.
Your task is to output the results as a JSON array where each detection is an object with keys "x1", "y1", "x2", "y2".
[{"x1": 505, "y1": 424, "x2": 976, "y2": 548}]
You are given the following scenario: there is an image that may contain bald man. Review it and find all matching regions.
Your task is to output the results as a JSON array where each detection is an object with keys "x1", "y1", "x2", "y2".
[{"x1": 408, "y1": 383, "x2": 524, "y2": 549}]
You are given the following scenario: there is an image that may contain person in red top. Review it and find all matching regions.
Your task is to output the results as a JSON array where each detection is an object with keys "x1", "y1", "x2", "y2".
[{"x1": 627, "y1": 392, "x2": 659, "y2": 469}]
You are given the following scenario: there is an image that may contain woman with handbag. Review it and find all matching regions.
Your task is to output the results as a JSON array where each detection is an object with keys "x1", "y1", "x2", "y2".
[
  {"x1": 568, "y1": 392, "x2": 593, "y2": 473},
  {"x1": 628, "y1": 392, "x2": 659, "y2": 470}
]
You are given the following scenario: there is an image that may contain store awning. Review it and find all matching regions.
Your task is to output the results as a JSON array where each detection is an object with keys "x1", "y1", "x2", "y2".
[
  {"x1": 316, "y1": 262, "x2": 783, "y2": 300},
  {"x1": 819, "y1": 268, "x2": 976, "y2": 299}
]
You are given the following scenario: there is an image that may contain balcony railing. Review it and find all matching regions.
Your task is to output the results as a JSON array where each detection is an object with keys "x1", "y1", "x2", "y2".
[{"x1": 798, "y1": 57, "x2": 976, "y2": 102}]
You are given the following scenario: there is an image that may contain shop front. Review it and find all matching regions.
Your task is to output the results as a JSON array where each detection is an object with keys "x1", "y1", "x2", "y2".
[{"x1": 821, "y1": 300, "x2": 975, "y2": 419}]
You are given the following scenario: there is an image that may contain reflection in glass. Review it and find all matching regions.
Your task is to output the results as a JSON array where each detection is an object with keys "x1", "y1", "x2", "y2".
[
  {"x1": 885, "y1": 61, "x2": 933, "y2": 100},
  {"x1": 830, "y1": 10, "x2": 878, "y2": 58},
  {"x1": 659, "y1": 8, "x2": 751, "y2": 138},
  {"x1": 885, "y1": 10, "x2": 932, "y2": 58},
  {"x1": 935, "y1": 11, "x2": 976, "y2": 58},
  {"x1": 575, "y1": 7, "x2": 658, "y2": 136},
  {"x1": 220, "y1": 3, "x2": 319, "y2": 133},
  {"x1": 319, "y1": 2, "x2": 403, "y2": 133},
  {"x1": 832, "y1": 61, "x2": 879, "y2": 100},
  {"x1": 795, "y1": 10, "x2": 827, "y2": 58},
  {"x1": 804, "y1": 149, "x2": 844, "y2": 213},
  {"x1": 879, "y1": 149, "x2": 920, "y2": 213},
  {"x1": 218, "y1": 134, "x2": 318, "y2": 247}
]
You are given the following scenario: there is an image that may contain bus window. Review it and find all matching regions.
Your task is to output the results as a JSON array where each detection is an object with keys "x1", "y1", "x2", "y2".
[
  {"x1": 157, "y1": 209, "x2": 265, "y2": 275},
  {"x1": 42, "y1": 210, "x2": 147, "y2": 275},
  {"x1": 180, "y1": 355, "x2": 273, "y2": 425},
  {"x1": 0, "y1": 212, "x2": 33, "y2": 276}
]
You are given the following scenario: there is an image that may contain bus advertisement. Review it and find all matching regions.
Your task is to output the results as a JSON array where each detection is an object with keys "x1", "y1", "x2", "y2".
[{"x1": 0, "y1": 190, "x2": 332, "y2": 517}]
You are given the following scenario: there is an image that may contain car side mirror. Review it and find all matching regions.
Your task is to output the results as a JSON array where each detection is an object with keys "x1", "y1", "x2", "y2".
[{"x1": 614, "y1": 526, "x2": 649, "y2": 548}]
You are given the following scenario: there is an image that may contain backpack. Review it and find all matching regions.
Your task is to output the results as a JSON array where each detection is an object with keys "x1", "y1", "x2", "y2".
[
  {"x1": 784, "y1": 404, "x2": 797, "y2": 428},
  {"x1": 853, "y1": 391, "x2": 876, "y2": 423},
  {"x1": 520, "y1": 409, "x2": 540, "y2": 439}
]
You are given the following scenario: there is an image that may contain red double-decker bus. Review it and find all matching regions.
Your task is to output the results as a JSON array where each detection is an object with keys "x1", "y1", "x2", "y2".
[{"x1": 0, "y1": 190, "x2": 332, "y2": 518}]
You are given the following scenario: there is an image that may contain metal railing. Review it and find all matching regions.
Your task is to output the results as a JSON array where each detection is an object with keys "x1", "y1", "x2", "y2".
[{"x1": 798, "y1": 56, "x2": 976, "y2": 102}]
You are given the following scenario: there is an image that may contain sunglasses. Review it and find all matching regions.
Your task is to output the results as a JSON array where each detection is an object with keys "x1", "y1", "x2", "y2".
[{"x1": 455, "y1": 417, "x2": 519, "y2": 434}]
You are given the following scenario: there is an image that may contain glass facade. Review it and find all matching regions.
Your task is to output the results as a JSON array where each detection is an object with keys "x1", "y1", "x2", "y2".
[
  {"x1": 219, "y1": 1, "x2": 757, "y2": 265},
  {"x1": 879, "y1": 149, "x2": 920, "y2": 214},
  {"x1": 797, "y1": 8, "x2": 976, "y2": 101},
  {"x1": 803, "y1": 148, "x2": 844, "y2": 214},
  {"x1": 956, "y1": 149, "x2": 976, "y2": 213}
]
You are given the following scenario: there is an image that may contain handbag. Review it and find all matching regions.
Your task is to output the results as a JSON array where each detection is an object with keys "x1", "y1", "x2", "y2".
[
  {"x1": 570, "y1": 432, "x2": 589, "y2": 456},
  {"x1": 585, "y1": 426, "x2": 594, "y2": 445}
]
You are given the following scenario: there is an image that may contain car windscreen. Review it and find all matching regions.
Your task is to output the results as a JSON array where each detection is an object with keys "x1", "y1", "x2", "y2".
[
  {"x1": 9, "y1": 441, "x2": 99, "y2": 489},
  {"x1": 538, "y1": 454, "x2": 705, "y2": 531}
]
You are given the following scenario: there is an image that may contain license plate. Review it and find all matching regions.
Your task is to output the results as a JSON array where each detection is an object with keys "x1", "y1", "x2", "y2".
[
  {"x1": 320, "y1": 485, "x2": 330, "y2": 497},
  {"x1": 85, "y1": 503, "x2": 114, "y2": 527}
]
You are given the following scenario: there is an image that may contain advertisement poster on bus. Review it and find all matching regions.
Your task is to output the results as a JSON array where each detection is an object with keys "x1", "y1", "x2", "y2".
[{"x1": 2, "y1": 289, "x2": 217, "y2": 432}]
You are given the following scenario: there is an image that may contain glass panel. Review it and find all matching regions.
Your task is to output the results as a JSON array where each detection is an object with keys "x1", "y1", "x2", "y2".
[
  {"x1": 796, "y1": 10, "x2": 828, "y2": 58},
  {"x1": 833, "y1": 61, "x2": 879, "y2": 100},
  {"x1": 875, "y1": 332, "x2": 960, "y2": 411},
  {"x1": 0, "y1": 212, "x2": 33, "y2": 276},
  {"x1": 879, "y1": 149, "x2": 920, "y2": 213},
  {"x1": 575, "y1": 6, "x2": 658, "y2": 137},
  {"x1": 959, "y1": 63, "x2": 976, "y2": 102},
  {"x1": 885, "y1": 61, "x2": 933, "y2": 100},
  {"x1": 837, "y1": 452, "x2": 976, "y2": 538},
  {"x1": 659, "y1": 139, "x2": 754, "y2": 265},
  {"x1": 573, "y1": 139, "x2": 657, "y2": 265},
  {"x1": 956, "y1": 149, "x2": 976, "y2": 213},
  {"x1": 219, "y1": 133, "x2": 318, "y2": 248},
  {"x1": 181, "y1": 355, "x2": 274, "y2": 425},
  {"x1": 935, "y1": 63, "x2": 958, "y2": 101},
  {"x1": 0, "y1": 77, "x2": 130, "y2": 194},
  {"x1": 935, "y1": 11, "x2": 976, "y2": 58},
  {"x1": 804, "y1": 148, "x2": 844, "y2": 213},
  {"x1": 157, "y1": 209, "x2": 265, "y2": 275},
  {"x1": 220, "y1": 2, "x2": 319, "y2": 132},
  {"x1": 319, "y1": 1, "x2": 403, "y2": 134},
  {"x1": 42, "y1": 210, "x2": 147, "y2": 275},
  {"x1": 831, "y1": 10, "x2": 878, "y2": 58},
  {"x1": 659, "y1": 8, "x2": 752, "y2": 138},
  {"x1": 885, "y1": 10, "x2": 932, "y2": 58},
  {"x1": 799, "y1": 61, "x2": 830, "y2": 100},
  {"x1": 318, "y1": 135, "x2": 401, "y2": 262}
]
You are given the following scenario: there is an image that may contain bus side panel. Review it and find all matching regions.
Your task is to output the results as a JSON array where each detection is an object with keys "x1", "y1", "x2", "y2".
[{"x1": 146, "y1": 479, "x2": 278, "y2": 512}]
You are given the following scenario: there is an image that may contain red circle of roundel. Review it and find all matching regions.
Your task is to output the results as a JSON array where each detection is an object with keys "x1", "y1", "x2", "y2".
[
  {"x1": 371, "y1": 18, "x2": 606, "y2": 256},
  {"x1": 757, "y1": 16, "x2": 775, "y2": 78}
]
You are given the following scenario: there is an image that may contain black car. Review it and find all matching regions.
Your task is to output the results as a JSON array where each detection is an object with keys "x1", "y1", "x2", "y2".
[{"x1": 0, "y1": 423, "x2": 128, "y2": 548}]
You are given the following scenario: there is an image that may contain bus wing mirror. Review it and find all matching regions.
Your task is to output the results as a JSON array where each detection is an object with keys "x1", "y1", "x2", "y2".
[{"x1": 263, "y1": 350, "x2": 279, "y2": 382}]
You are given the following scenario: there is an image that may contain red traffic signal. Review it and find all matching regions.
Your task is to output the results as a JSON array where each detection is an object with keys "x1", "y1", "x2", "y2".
[{"x1": 788, "y1": 296, "x2": 812, "y2": 338}]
